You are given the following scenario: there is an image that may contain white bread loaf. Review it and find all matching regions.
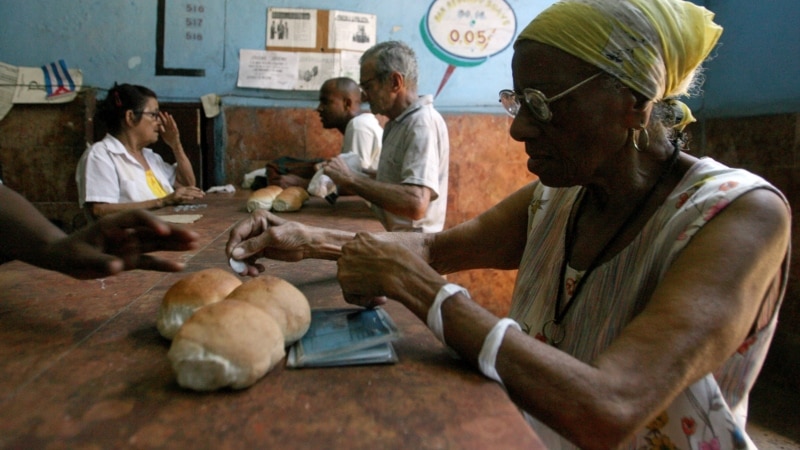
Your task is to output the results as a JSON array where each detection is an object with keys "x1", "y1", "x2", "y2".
[
  {"x1": 272, "y1": 186, "x2": 309, "y2": 212},
  {"x1": 157, "y1": 268, "x2": 242, "y2": 340},
  {"x1": 225, "y1": 275, "x2": 311, "y2": 345},
  {"x1": 168, "y1": 300, "x2": 285, "y2": 391},
  {"x1": 246, "y1": 185, "x2": 284, "y2": 212}
]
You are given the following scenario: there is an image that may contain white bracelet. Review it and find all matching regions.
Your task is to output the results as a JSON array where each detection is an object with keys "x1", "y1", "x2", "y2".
[
  {"x1": 427, "y1": 283, "x2": 470, "y2": 346},
  {"x1": 478, "y1": 318, "x2": 521, "y2": 385}
]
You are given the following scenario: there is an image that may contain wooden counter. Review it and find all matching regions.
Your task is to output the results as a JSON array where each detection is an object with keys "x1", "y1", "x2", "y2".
[{"x1": 0, "y1": 192, "x2": 544, "y2": 449}]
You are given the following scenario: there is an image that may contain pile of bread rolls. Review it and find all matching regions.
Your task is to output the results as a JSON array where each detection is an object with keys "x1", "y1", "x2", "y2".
[
  {"x1": 157, "y1": 268, "x2": 311, "y2": 391},
  {"x1": 246, "y1": 186, "x2": 309, "y2": 212},
  {"x1": 157, "y1": 268, "x2": 242, "y2": 340}
]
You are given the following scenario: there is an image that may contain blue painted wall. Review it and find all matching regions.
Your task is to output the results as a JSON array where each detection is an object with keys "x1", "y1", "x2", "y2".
[
  {"x1": 1, "y1": 0, "x2": 798, "y2": 118},
  {"x1": 701, "y1": 0, "x2": 800, "y2": 117}
]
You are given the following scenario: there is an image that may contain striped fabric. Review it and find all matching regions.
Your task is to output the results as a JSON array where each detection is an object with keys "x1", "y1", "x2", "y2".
[
  {"x1": 508, "y1": 157, "x2": 789, "y2": 449},
  {"x1": 41, "y1": 59, "x2": 75, "y2": 98}
]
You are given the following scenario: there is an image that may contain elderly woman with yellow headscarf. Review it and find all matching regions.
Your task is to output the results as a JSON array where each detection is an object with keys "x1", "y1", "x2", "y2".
[{"x1": 226, "y1": 1, "x2": 790, "y2": 448}]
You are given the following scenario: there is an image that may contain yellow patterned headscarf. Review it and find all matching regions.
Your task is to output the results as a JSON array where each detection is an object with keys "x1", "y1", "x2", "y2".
[{"x1": 516, "y1": 0, "x2": 722, "y2": 130}]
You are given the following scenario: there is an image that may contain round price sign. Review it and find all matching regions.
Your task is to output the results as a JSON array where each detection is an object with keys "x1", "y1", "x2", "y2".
[{"x1": 421, "y1": 0, "x2": 517, "y2": 67}]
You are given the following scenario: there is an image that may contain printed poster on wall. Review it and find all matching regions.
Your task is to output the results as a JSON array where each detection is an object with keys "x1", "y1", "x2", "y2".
[
  {"x1": 328, "y1": 10, "x2": 376, "y2": 52},
  {"x1": 266, "y1": 8, "x2": 318, "y2": 49},
  {"x1": 237, "y1": 49, "x2": 299, "y2": 90},
  {"x1": 238, "y1": 49, "x2": 364, "y2": 91},
  {"x1": 337, "y1": 50, "x2": 363, "y2": 82},
  {"x1": 295, "y1": 52, "x2": 336, "y2": 91},
  {"x1": 245, "y1": 8, "x2": 377, "y2": 91}
]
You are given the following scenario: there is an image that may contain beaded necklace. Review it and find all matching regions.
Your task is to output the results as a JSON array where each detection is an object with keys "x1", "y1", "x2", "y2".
[{"x1": 536, "y1": 143, "x2": 681, "y2": 346}]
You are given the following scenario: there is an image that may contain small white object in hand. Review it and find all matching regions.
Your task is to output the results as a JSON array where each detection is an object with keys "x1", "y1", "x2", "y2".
[{"x1": 229, "y1": 258, "x2": 246, "y2": 273}]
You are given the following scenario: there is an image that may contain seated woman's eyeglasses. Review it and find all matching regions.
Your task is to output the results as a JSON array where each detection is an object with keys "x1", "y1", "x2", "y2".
[
  {"x1": 138, "y1": 110, "x2": 161, "y2": 120},
  {"x1": 498, "y1": 72, "x2": 602, "y2": 122}
]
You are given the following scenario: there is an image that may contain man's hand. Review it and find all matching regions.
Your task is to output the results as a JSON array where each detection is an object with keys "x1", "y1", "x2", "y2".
[
  {"x1": 46, "y1": 209, "x2": 200, "y2": 279},
  {"x1": 322, "y1": 156, "x2": 356, "y2": 190}
]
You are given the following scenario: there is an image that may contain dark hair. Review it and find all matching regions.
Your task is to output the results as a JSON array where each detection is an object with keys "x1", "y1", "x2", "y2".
[{"x1": 95, "y1": 83, "x2": 157, "y2": 135}]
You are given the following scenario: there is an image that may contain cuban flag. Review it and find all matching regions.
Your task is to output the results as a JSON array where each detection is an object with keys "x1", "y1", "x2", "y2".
[{"x1": 41, "y1": 59, "x2": 75, "y2": 98}]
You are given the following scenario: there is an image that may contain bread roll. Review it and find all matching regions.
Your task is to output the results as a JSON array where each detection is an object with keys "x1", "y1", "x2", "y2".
[
  {"x1": 157, "y1": 268, "x2": 243, "y2": 340},
  {"x1": 168, "y1": 300, "x2": 285, "y2": 391},
  {"x1": 272, "y1": 186, "x2": 309, "y2": 212},
  {"x1": 246, "y1": 185, "x2": 284, "y2": 212},
  {"x1": 225, "y1": 274, "x2": 311, "y2": 344}
]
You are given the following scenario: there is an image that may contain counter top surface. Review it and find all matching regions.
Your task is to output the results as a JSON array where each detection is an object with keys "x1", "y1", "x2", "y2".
[{"x1": 0, "y1": 192, "x2": 543, "y2": 449}]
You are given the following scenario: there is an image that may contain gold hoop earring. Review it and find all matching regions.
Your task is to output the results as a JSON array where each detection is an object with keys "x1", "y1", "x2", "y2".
[{"x1": 632, "y1": 128, "x2": 649, "y2": 152}]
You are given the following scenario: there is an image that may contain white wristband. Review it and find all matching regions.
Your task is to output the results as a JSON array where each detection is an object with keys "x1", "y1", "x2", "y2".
[
  {"x1": 478, "y1": 318, "x2": 521, "y2": 385},
  {"x1": 427, "y1": 283, "x2": 470, "y2": 346}
]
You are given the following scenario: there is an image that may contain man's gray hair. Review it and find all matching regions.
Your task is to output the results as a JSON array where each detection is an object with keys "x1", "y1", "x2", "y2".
[{"x1": 360, "y1": 41, "x2": 418, "y2": 90}]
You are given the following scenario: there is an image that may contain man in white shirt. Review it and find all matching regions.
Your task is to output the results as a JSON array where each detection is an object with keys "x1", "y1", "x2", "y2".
[
  {"x1": 278, "y1": 77, "x2": 383, "y2": 189},
  {"x1": 319, "y1": 77, "x2": 383, "y2": 173}
]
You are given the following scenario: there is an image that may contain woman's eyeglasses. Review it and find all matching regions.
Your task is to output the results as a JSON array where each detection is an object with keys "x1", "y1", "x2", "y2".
[
  {"x1": 138, "y1": 110, "x2": 161, "y2": 120},
  {"x1": 499, "y1": 72, "x2": 602, "y2": 122}
]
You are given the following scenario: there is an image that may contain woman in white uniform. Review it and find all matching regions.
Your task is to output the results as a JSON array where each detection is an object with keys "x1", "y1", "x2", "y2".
[{"x1": 77, "y1": 83, "x2": 204, "y2": 220}]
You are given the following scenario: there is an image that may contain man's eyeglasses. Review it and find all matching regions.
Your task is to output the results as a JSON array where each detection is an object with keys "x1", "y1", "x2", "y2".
[
  {"x1": 498, "y1": 72, "x2": 602, "y2": 122},
  {"x1": 138, "y1": 110, "x2": 161, "y2": 120}
]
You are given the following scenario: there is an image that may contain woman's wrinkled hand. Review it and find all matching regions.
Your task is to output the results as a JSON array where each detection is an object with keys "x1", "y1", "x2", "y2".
[
  {"x1": 225, "y1": 211, "x2": 308, "y2": 275},
  {"x1": 338, "y1": 232, "x2": 439, "y2": 307}
]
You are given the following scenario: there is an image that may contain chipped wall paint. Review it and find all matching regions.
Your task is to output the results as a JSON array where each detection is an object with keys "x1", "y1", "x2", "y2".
[{"x1": 128, "y1": 57, "x2": 142, "y2": 70}]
